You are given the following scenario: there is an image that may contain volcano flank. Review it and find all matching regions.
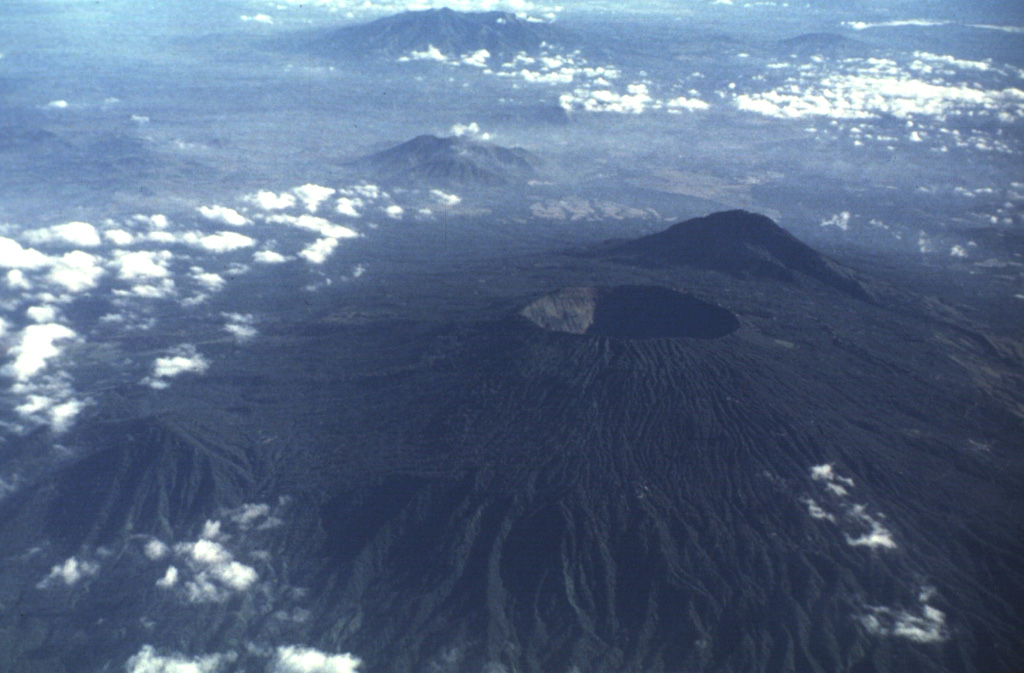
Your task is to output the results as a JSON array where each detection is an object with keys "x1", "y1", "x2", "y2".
[{"x1": 0, "y1": 211, "x2": 1021, "y2": 673}]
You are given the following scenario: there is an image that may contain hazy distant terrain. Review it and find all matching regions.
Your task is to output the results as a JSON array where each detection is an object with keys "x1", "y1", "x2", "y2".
[{"x1": 0, "y1": 1, "x2": 1022, "y2": 672}]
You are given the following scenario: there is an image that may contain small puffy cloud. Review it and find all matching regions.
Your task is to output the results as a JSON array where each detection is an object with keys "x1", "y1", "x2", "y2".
[
  {"x1": 250, "y1": 190, "x2": 297, "y2": 211},
  {"x1": 384, "y1": 205, "x2": 404, "y2": 219},
  {"x1": 145, "y1": 539, "x2": 170, "y2": 561},
  {"x1": 335, "y1": 198, "x2": 363, "y2": 218},
  {"x1": 223, "y1": 313, "x2": 257, "y2": 341},
  {"x1": 0, "y1": 237, "x2": 51, "y2": 269},
  {"x1": 113, "y1": 250, "x2": 173, "y2": 280},
  {"x1": 26, "y1": 305, "x2": 59, "y2": 323},
  {"x1": 810, "y1": 463, "x2": 854, "y2": 487},
  {"x1": 48, "y1": 250, "x2": 105, "y2": 292},
  {"x1": 45, "y1": 100, "x2": 69, "y2": 109},
  {"x1": 821, "y1": 212, "x2": 851, "y2": 231},
  {"x1": 198, "y1": 205, "x2": 249, "y2": 227},
  {"x1": 430, "y1": 189, "x2": 461, "y2": 206},
  {"x1": 133, "y1": 213, "x2": 170, "y2": 230},
  {"x1": 197, "y1": 231, "x2": 256, "y2": 253},
  {"x1": 950, "y1": 245, "x2": 968, "y2": 257},
  {"x1": 191, "y1": 269, "x2": 226, "y2": 291},
  {"x1": 23, "y1": 221, "x2": 101, "y2": 247},
  {"x1": 145, "y1": 344, "x2": 208, "y2": 389},
  {"x1": 11, "y1": 374, "x2": 86, "y2": 432},
  {"x1": 803, "y1": 498, "x2": 836, "y2": 522},
  {"x1": 293, "y1": 184, "x2": 336, "y2": 213},
  {"x1": 561, "y1": 83, "x2": 654, "y2": 114},
  {"x1": 172, "y1": 533, "x2": 259, "y2": 603},
  {"x1": 7, "y1": 269, "x2": 31, "y2": 289},
  {"x1": 156, "y1": 565, "x2": 179, "y2": 589},
  {"x1": 254, "y1": 250, "x2": 289, "y2": 264},
  {"x1": 460, "y1": 49, "x2": 491, "y2": 68},
  {"x1": 126, "y1": 645, "x2": 236, "y2": 673},
  {"x1": 272, "y1": 645, "x2": 362, "y2": 673},
  {"x1": 2, "y1": 323, "x2": 77, "y2": 381},
  {"x1": 861, "y1": 602, "x2": 947, "y2": 643},
  {"x1": 104, "y1": 229, "x2": 135, "y2": 246},
  {"x1": 37, "y1": 556, "x2": 99, "y2": 588},
  {"x1": 665, "y1": 96, "x2": 710, "y2": 112},
  {"x1": 241, "y1": 13, "x2": 274, "y2": 24},
  {"x1": 399, "y1": 44, "x2": 449, "y2": 63},
  {"x1": 449, "y1": 122, "x2": 490, "y2": 139},
  {"x1": 228, "y1": 502, "x2": 283, "y2": 531},
  {"x1": 842, "y1": 503, "x2": 897, "y2": 549},
  {"x1": 299, "y1": 238, "x2": 338, "y2": 265},
  {"x1": 45, "y1": 398, "x2": 86, "y2": 433}
]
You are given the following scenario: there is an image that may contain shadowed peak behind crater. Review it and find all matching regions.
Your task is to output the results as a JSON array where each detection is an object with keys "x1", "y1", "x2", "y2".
[{"x1": 521, "y1": 285, "x2": 740, "y2": 339}]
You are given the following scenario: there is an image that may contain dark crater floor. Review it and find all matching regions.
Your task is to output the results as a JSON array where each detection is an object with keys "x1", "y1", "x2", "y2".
[{"x1": 521, "y1": 285, "x2": 741, "y2": 339}]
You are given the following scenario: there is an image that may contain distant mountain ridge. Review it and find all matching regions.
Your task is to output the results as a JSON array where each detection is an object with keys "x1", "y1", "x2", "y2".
[
  {"x1": 315, "y1": 8, "x2": 564, "y2": 61},
  {"x1": 358, "y1": 133, "x2": 539, "y2": 186}
]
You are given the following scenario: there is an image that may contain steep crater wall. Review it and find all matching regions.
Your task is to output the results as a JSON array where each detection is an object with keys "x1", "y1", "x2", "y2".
[{"x1": 521, "y1": 285, "x2": 740, "y2": 339}]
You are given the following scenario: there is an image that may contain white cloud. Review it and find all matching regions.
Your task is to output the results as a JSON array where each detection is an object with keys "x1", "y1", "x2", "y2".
[
  {"x1": 384, "y1": 205, "x2": 404, "y2": 219},
  {"x1": 197, "y1": 231, "x2": 256, "y2": 253},
  {"x1": 242, "y1": 13, "x2": 274, "y2": 24},
  {"x1": 665, "y1": 96, "x2": 710, "y2": 112},
  {"x1": 156, "y1": 565, "x2": 179, "y2": 589},
  {"x1": 460, "y1": 49, "x2": 491, "y2": 68},
  {"x1": 133, "y1": 213, "x2": 170, "y2": 230},
  {"x1": 145, "y1": 539, "x2": 170, "y2": 561},
  {"x1": 861, "y1": 600, "x2": 947, "y2": 643},
  {"x1": 844, "y1": 505, "x2": 897, "y2": 549},
  {"x1": 820, "y1": 212, "x2": 851, "y2": 231},
  {"x1": 335, "y1": 198, "x2": 363, "y2": 218},
  {"x1": 254, "y1": 250, "x2": 289, "y2": 264},
  {"x1": 734, "y1": 56, "x2": 1024, "y2": 122},
  {"x1": 293, "y1": 184, "x2": 336, "y2": 213},
  {"x1": 804, "y1": 498, "x2": 836, "y2": 522},
  {"x1": 449, "y1": 122, "x2": 490, "y2": 139},
  {"x1": 145, "y1": 345, "x2": 208, "y2": 389},
  {"x1": 299, "y1": 237, "x2": 338, "y2": 265},
  {"x1": 174, "y1": 535, "x2": 259, "y2": 603},
  {"x1": 223, "y1": 313, "x2": 257, "y2": 341},
  {"x1": 0, "y1": 237, "x2": 51, "y2": 269},
  {"x1": 23, "y1": 221, "x2": 101, "y2": 247},
  {"x1": 399, "y1": 44, "x2": 449, "y2": 63},
  {"x1": 126, "y1": 645, "x2": 235, "y2": 673},
  {"x1": 950, "y1": 245, "x2": 967, "y2": 257},
  {"x1": 272, "y1": 645, "x2": 362, "y2": 673},
  {"x1": 113, "y1": 250, "x2": 173, "y2": 280},
  {"x1": 198, "y1": 205, "x2": 249, "y2": 227},
  {"x1": 37, "y1": 556, "x2": 99, "y2": 588},
  {"x1": 561, "y1": 82, "x2": 654, "y2": 114},
  {"x1": 228, "y1": 502, "x2": 283, "y2": 530},
  {"x1": 2, "y1": 323, "x2": 77, "y2": 382},
  {"x1": 26, "y1": 305, "x2": 59, "y2": 323},
  {"x1": 48, "y1": 250, "x2": 105, "y2": 292},
  {"x1": 191, "y1": 269, "x2": 226, "y2": 291},
  {"x1": 810, "y1": 463, "x2": 854, "y2": 487},
  {"x1": 845, "y1": 19, "x2": 951, "y2": 31},
  {"x1": 250, "y1": 190, "x2": 297, "y2": 211},
  {"x1": 104, "y1": 229, "x2": 135, "y2": 246},
  {"x1": 46, "y1": 398, "x2": 86, "y2": 433},
  {"x1": 430, "y1": 189, "x2": 461, "y2": 206},
  {"x1": 45, "y1": 99, "x2": 69, "y2": 109},
  {"x1": 7, "y1": 269, "x2": 31, "y2": 289}
]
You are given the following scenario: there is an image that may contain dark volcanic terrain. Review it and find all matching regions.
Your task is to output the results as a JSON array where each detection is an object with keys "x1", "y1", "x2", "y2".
[
  {"x1": 309, "y1": 8, "x2": 565, "y2": 62},
  {"x1": 358, "y1": 133, "x2": 539, "y2": 187},
  {"x1": 1, "y1": 212, "x2": 1022, "y2": 673}
]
